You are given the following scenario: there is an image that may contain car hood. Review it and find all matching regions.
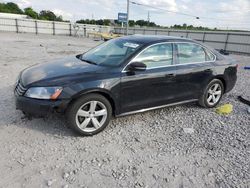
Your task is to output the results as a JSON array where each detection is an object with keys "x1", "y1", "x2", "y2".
[{"x1": 21, "y1": 56, "x2": 104, "y2": 87}]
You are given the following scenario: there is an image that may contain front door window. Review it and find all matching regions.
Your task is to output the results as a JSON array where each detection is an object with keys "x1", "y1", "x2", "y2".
[{"x1": 133, "y1": 43, "x2": 173, "y2": 69}]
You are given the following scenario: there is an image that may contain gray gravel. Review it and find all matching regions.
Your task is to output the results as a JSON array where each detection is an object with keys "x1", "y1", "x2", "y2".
[{"x1": 0, "y1": 32, "x2": 249, "y2": 188}]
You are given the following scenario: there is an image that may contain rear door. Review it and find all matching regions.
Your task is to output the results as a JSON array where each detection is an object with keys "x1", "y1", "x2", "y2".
[{"x1": 174, "y1": 42, "x2": 216, "y2": 100}]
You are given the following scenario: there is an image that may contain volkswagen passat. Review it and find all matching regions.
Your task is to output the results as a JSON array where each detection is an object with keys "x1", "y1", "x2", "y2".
[{"x1": 14, "y1": 35, "x2": 237, "y2": 136}]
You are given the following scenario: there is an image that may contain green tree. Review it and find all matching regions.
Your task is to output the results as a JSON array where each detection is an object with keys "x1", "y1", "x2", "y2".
[
  {"x1": 103, "y1": 19, "x2": 110, "y2": 26},
  {"x1": 148, "y1": 22, "x2": 157, "y2": 27},
  {"x1": 76, "y1": 19, "x2": 111, "y2": 26},
  {"x1": 39, "y1": 10, "x2": 57, "y2": 20},
  {"x1": 24, "y1": 7, "x2": 38, "y2": 19},
  {"x1": 187, "y1": 25, "x2": 194, "y2": 30},
  {"x1": 89, "y1": 19, "x2": 95, "y2": 24},
  {"x1": 39, "y1": 10, "x2": 63, "y2": 21},
  {"x1": 96, "y1": 19, "x2": 103, "y2": 25},
  {"x1": 55, "y1": 15, "x2": 63, "y2": 22},
  {"x1": 129, "y1": 20, "x2": 135, "y2": 27},
  {"x1": 76, "y1": 19, "x2": 86, "y2": 24},
  {"x1": 135, "y1": 20, "x2": 146, "y2": 26},
  {"x1": 0, "y1": 2, "x2": 23, "y2": 14},
  {"x1": 85, "y1": 19, "x2": 90, "y2": 24}
]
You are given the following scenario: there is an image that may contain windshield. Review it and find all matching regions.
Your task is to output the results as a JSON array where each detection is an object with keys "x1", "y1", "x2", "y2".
[{"x1": 80, "y1": 38, "x2": 142, "y2": 67}]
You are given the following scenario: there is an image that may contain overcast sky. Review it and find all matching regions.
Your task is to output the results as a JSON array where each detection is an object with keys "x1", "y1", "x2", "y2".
[{"x1": 2, "y1": 0, "x2": 250, "y2": 30}]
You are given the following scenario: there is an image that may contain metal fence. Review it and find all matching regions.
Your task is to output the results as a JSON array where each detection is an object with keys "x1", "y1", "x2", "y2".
[
  {"x1": 115, "y1": 27, "x2": 250, "y2": 55},
  {"x1": 1, "y1": 17, "x2": 250, "y2": 55},
  {"x1": 0, "y1": 17, "x2": 112, "y2": 37}
]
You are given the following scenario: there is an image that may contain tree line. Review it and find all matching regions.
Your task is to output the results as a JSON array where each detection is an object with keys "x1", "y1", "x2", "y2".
[
  {"x1": 76, "y1": 19, "x2": 159, "y2": 27},
  {"x1": 77, "y1": 20, "x2": 215, "y2": 31},
  {"x1": 0, "y1": 2, "x2": 64, "y2": 21}
]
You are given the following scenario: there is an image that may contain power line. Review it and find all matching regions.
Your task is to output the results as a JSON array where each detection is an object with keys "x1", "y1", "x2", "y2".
[
  {"x1": 211, "y1": 9, "x2": 250, "y2": 13},
  {"x1": 197, "y1": 15, "x2": 246, "y2": 22},
  {"x1": 130, "y1": 1, "x2": 250, "y2": 22},
  {"x1": 130, "y1": 1, "x2": 200, "y2": 19}
]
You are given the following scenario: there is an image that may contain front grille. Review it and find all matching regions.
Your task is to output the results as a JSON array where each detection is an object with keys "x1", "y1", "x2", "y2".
[{"x1": 15, "y1": 81, "x2": 27, "y2": 96}]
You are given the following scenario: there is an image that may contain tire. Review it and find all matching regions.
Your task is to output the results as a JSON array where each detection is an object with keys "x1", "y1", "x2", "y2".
[
  {"x1": 66, "y1": 94, "x2": 112, "y2": 136},
  {"x1": 198, "y1": 79, "x2": 224, "y2": 108}
]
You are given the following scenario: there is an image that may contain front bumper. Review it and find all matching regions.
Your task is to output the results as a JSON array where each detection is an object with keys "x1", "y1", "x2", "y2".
[{"x1": 15, "y1": 95, "x2": 70, "y2": 117}]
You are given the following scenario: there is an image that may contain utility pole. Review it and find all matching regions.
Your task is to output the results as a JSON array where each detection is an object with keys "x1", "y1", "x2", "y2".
[
  {"x1": 126, "y1": 0, "x2": 129, "y2": 35},
  {"x1": 147, "y1": 11, "x2": 150, "y2": 26}
]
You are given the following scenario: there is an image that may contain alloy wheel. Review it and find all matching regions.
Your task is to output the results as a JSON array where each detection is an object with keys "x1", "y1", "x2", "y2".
[
  {"x1": 206, "y1": 83, "x2": 222, "y2": 106},
  {"x1": 75, "y1": 100, "x2": 107, "y2": 132}
]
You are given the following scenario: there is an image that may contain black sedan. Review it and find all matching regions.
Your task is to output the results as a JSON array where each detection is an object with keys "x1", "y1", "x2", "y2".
[{"x1": 15, "y1": 35, "x2": 237, "y2": 136}]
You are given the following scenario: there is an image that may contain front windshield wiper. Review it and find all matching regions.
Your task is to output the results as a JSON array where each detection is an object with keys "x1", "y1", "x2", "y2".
[{"x1": 80, "y1": 57, "x2": 97, "y2": 65}]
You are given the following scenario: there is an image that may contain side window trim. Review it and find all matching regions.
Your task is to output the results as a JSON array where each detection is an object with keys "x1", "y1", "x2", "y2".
[
  {"x1": 122, "y1": 41, "x2": 216, "y2": 72},
  {"x1": 203, "y1": 47, "x2": 216, "y2": 62},
  {"x1": 173, "y1": 43, "x2": 179, "y2": 65}
]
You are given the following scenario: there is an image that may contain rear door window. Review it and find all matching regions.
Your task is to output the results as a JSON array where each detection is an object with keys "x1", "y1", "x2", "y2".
[{"x1": 176, "y1": 43, "x2": 214, "y2": 64}]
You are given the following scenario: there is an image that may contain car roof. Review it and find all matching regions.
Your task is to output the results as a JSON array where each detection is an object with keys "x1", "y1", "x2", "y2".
[{"x1": 119, "y1": 35, "x2": 194, "y2": 45}]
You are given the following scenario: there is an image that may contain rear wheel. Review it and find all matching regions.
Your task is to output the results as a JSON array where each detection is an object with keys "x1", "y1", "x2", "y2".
[
  {"x1": 199, "y1": 79, "x2": 224, "y2": 108},
  {"x1": 66, "y1": 94, "x2": 112, "y2": 136}
]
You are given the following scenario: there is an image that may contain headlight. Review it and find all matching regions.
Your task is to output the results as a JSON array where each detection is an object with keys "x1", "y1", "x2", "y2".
[{"x1": 25, "y1": 87, "x2": 63, "y2": 100}]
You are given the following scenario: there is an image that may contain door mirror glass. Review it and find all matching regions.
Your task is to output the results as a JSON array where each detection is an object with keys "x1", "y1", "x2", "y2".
[{"x1": 128, "y1": 62, "x2": 147, "y2": 71}]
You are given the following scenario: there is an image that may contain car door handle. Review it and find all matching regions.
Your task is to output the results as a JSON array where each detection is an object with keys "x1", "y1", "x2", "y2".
[
  {"x1": 204, "y1": 69, "x2": 212, "y2": 72},
  {"x1": 165, "y1": 73, "x2": 175, "y2": 78}
]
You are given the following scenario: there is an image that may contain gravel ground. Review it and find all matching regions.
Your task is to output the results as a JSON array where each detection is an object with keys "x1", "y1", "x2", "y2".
[{"x1": 0, "y1": 32, "x2": 249, "y2": 188}]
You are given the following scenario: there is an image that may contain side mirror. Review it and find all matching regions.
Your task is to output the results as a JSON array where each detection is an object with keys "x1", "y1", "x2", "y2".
[
  {"x1": 219, "y1": 49, "x2": 229, "y2": 55},
  {"x1": 76, "y1": 54, "x2": 82, "y2": 59},
  {"x1": 76, "y1": 53, "x2": 86, "y2": 59},
  {"x1": 128, "y1": 62, "x2": 147, "y2": 72}
]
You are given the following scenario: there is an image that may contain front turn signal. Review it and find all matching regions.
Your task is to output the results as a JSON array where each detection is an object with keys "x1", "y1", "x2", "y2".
[{"x1": 50, "y1": 88, "x2": 63, "y2": 100}]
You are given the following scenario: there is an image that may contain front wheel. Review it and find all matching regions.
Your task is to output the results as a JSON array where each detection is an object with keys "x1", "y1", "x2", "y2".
[
  {"x1": 199, "y1": 79, "x2": 224, "y2": 108},
  {"x1": 66, "y1": 94, "x2": 112, "y2": 136}
]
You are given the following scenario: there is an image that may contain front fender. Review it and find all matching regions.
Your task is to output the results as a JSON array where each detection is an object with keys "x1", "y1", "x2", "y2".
[{"x1": 59, "y1": 78, "x2": 121, "y2": 114}]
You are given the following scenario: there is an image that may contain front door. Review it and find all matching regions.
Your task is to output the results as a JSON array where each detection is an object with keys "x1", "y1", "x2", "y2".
[{"x1": 120, "y1": 43, "x2": 178, "y2": 113}]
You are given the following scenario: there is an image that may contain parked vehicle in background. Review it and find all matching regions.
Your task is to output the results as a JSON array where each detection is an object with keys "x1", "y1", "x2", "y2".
[{"x1": 14, "y1": 35, "x2": 238, "y2": 136}]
